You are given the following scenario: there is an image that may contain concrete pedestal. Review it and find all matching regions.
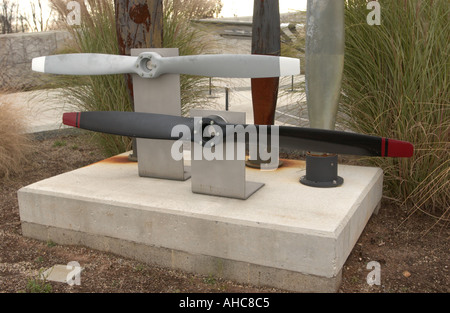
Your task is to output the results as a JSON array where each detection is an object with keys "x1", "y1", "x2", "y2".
[{"x1": 18, "y1": 153, "x2": 382, "y2": 292}]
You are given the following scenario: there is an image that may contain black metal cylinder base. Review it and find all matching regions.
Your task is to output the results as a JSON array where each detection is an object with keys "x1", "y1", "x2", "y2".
[{"x1": 300, "y1": 153, "x2": 344, "y2": 188}]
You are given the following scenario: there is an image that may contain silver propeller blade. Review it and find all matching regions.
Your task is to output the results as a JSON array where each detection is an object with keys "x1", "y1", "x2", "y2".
[
  {"x1": 32, "y1": 53, "x2": 137, "y2": 76},
  {"x1": 32, "y1": 52, "x2": 300, "y2": 78},
  {"x1": 151, "y1": 53, "x2": 300, "y2": 78}
]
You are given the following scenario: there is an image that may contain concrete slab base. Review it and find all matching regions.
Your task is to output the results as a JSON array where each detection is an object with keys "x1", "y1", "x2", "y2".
[{"x1": 18, "y1": 153, "x2": 383, "y2": 292}]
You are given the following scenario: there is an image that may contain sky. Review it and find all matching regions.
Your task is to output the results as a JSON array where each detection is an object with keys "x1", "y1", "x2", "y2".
[{"x1": 20, "y1": 0, "x2": 307, "y2": 19}]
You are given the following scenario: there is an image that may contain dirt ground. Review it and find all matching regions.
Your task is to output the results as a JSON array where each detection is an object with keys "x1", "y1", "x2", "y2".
[{"x1": 0, "y1": 133, "x2": 448, "y2": 293}]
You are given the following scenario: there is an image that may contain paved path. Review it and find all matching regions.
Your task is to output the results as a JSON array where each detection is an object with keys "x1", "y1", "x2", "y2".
[
  {"x1": 192, "y1": 75, "x2": 307, "y2": 126},
  {"x1": 0, "y1": 89, "x2": 78, "y2": 134}
]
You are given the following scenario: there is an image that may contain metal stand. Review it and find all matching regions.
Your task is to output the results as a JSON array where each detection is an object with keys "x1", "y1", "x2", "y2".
[
  {"x1": 190, "y1": 109, "x2": 264, "y2": 200},
  {"x1": 300, "y1": 153, "x2": 344, "y2": 188},
  {"x1": 131, "y1": 48, "x2": 190, "y2": 181},
  {"x1": 304, "y1": 0, "x2": 345, "y2": 187}
]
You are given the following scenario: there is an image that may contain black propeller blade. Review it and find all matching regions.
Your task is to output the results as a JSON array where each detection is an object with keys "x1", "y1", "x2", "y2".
[{"x1": 63, "y1": 111, "x2": 413, "y2": 158}]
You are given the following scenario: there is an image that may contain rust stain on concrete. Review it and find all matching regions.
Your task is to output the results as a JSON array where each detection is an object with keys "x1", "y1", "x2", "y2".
[
  {"x1": 279, "y1": 158, "x2": 306, "y2": 169},
  {"x1": 85, "y1": 155, "x2": 135, "y2": 167},
  {"x1": 101, "y1": 155, "x2": 134, "y2": 164}
]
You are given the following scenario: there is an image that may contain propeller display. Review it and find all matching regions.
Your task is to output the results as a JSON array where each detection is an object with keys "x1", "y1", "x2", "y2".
[
  {"x1": 32, "y1": 52, "x2": 300, "y2": 78},
  {"x1": 34, "y1": 51, "x2": 412, "y2": 159},
  {"x1": 62, "y1": 111, "x2": 414, "y2": 158}
]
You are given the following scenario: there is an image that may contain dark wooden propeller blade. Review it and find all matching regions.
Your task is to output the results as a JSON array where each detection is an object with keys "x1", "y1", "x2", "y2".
[{"x1": 63, "y1": 111, "x2": 413, "y2": 158}]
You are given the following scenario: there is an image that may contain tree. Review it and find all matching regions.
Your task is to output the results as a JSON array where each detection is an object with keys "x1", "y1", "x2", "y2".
[
  {"x1": 26, "y1": 0, "x2": 55, "y2": 32},
  {"x1": 0, "y1": 0, "x2": 15, "y2": 34},
  {"x1": 0, "y1": 0, "x2": 55, "y2": 33}
]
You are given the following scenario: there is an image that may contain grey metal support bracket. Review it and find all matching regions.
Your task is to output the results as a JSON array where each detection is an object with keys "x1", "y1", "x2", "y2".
[
  {"x1": 131, "y1": 48, "x2": 190, "y2": 181},
  {"x1": 190, "y1": 109, "x2": 264, "y2": 200}
]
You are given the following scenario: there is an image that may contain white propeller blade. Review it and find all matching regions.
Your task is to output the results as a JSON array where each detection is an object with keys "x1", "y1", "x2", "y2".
[
  {"x1": 32, "y1": 53, "x2": 137, "y2": 76},
  {"x1": 32, "y1": 52, "x2": 300, "y2": 78},
  {"x1": 152, "y1": 53, "x2": 299, "y2": 78}
]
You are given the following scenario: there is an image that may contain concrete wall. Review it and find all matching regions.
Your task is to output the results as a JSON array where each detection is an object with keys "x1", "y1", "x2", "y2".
[{"x1": 0, "y1": 31, "x2": 71, "y2": 90}]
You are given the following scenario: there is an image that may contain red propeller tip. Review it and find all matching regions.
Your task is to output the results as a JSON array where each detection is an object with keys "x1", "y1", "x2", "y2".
[
  {"x1": 63, "y1": 112, "x2": 80, "y2": 128},
  {"x1": 387, "y1": 139, "x2": 414, "y2": 157}
]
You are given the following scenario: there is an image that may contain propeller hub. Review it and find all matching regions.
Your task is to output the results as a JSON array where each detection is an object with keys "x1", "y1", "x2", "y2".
[{"x1": 134, "y1": 52, "x2": 161, "y2": 78}]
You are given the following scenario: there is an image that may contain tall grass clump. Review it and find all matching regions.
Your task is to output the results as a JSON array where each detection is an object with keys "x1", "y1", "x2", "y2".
[
  {"x1": 162, "y1": 0, "x2": 213, "y2": 115},
  {"x1": 49, "y1": 0, "x2": 131, "y2": 156},
  {"x1": 340, "y1": 0, "x2": 449, "y2": 220},
  {"x1": 48, "y1": 0, "x2": 214, "y2": 156},
  {"x1": 0, "y1": 100, "x2": 31, "y2": 178}
]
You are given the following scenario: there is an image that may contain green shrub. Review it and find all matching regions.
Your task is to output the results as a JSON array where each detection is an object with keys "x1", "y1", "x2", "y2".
[
  {"x1": 25, "y1": 269, "x2": 53, "y2": 293},
  {"x1": 162, "y1": 0, "x2": 212, "y2": 115},
  {"x1": 340, "y1": 0, "x2": 449, "y2": 217},
  {"x1": 48, "y1": 0, "x2": 135, "y2": 156}
]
